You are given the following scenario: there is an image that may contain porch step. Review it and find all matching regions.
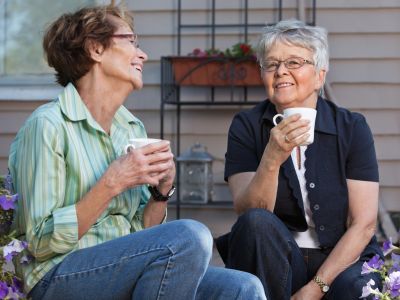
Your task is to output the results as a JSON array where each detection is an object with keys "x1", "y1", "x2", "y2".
[
  {"x1": 167, "y1": 202, "x2": 236, "y2": 238},
  {"x1": 167, "y1": 203, "x2": 235, "y2": 267}
]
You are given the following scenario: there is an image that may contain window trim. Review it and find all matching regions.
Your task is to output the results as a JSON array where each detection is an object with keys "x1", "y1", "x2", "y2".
[
  {"x1": 0, "y1": 75, "x2": 62, "y2": 101},
  {"x1": 0, "y1": 0, "x2": 109, "y2": 101}
]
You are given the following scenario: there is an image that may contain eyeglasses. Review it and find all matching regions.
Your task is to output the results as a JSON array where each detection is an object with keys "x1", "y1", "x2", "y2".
[
  {"x1": 261, "y1": 57, "x2": 314, "y2": 72},
  {"x1": 111, "y1": 33, "x2": 139, "y2": 48}
]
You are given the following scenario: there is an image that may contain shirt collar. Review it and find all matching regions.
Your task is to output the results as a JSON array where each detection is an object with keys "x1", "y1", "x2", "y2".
[
  {"x1": 59, "y1": 83, "x2": 139, "y2": 126},
  {"x1": 261, "y1": 97, "x2": 337, "y2": 135}
]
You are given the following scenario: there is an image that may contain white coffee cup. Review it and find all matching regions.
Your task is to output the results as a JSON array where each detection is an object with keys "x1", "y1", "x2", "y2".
[
  {"x1": 124, "y1": 138, "x2": 162, "y2": 153},
  {"x1": 272, "y1": 107, "x2": 317, "y2": 146}
]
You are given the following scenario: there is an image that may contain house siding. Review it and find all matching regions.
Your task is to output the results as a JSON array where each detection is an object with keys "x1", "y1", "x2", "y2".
[{"x1": 0, "y1": 0, "x2": 399, "y2": 211}]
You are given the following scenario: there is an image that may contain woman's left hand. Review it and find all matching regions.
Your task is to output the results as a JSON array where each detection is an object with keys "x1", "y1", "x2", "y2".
[{"x1": 291, "y1": 282, "x2": 323, "y2": 300}]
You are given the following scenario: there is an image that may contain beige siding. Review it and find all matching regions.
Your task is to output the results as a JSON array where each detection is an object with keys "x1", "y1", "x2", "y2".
[{"x1": 0, "y1": 0, "x2": 399, "y2": 211}]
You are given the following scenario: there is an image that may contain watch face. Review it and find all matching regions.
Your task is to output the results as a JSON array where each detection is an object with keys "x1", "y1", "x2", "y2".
[
  {"x1": 322, "y1": 285, "x2": 329, "y2": 293},
  {"x1": 167, "y1": 186, "x2": 176, "y2": 197}
]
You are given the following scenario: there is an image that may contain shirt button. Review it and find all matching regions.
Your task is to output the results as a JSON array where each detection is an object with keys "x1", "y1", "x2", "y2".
[
  {"x1": 319, "y1": 225, "x2": 325, "y2": 231},
  {"x1": 309, "y1": 182, "x2": 315, "y2": 188},
  {"x1": 313, "y1": 204, "x2": 320, "y2": 210}
]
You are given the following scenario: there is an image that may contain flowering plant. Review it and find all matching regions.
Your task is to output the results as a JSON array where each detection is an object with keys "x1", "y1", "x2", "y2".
[
  {"x1": 361, "y1": 237, "x2": 400, "y2": 299},
  {"x1": 189, "y1": 42, "x2": 256, "y2": 59},
  {"x1": 0, "y1": 175, "x2": 27, "y2": 299}
]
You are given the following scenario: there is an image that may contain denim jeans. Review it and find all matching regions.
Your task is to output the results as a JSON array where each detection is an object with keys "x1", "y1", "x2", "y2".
[
  {"x1": 29, "y1": 219, "x2": 266, "y2": 300},
  {"x1": 216, "y1": 208, "x2": 381, "y2": 300}
]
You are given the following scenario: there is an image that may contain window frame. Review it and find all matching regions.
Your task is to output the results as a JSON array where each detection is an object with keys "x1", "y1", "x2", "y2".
[{"x1": 0, "y1": 0, "x2": 110, "y2": 101}]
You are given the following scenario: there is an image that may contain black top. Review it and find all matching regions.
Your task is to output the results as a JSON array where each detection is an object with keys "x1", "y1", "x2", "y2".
[{"x1": 225, "y1": 97, "x2": 381, "y2": 257}]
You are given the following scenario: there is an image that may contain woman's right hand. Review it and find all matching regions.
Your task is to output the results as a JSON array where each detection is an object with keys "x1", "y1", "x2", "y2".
[
  {"x1": 263, "y1": 114, "x2": 310, "y2": 169},
  {"x1": 102, "y1": 140, "x2": 174, "y2": 196}
]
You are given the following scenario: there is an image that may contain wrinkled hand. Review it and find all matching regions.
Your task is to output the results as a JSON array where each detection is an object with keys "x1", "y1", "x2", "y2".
[
  {"x1": 263, "y1": 113, "x2": 310, "y2": 168},
  {"x1": 102, "y1": 140, "x2": 175, "y2": 196}
]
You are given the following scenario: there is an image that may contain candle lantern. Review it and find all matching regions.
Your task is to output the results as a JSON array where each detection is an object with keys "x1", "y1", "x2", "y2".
[{"x1": 176, "y1": 143, "x2": 214, "y2": 203}]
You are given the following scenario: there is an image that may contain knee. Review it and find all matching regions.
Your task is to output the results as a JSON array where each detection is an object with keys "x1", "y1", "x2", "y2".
[
  {"x1": 235, "y1": 208, "x2": 281, "y2": 237},
  {"x1": 170, "y1": 219, "x2": 213, "y2": 258},
  {"x1": 233, "y1": 271, "x2": 266, "y2": 299}
]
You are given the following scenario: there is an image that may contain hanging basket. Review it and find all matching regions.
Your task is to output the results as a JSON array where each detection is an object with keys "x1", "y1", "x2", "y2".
[{"x1": 169, "y1": 56, "x2": 263, "y2": 86}]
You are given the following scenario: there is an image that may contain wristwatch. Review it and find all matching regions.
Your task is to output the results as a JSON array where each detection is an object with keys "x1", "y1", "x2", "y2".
[
  {"x1": 313, "y1": 276, "x2": 330, "y2": 293},
  {"x1": 148, "y1": 185, "x2": 175, "y2": 202}
]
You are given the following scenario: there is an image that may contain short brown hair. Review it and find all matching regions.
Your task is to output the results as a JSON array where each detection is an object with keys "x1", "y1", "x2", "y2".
[{"x1": 43, "y1": 5, "x2": 134, "y2": 86}]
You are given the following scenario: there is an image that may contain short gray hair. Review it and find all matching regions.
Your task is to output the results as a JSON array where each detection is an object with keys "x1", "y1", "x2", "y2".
[{"x1": 256, "y1": 19, "x2": 329, "y2": 72}]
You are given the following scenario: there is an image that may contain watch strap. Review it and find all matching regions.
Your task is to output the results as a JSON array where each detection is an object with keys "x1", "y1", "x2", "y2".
[
  {"x1": 313, "y1": 276, "x2": 330, "y2": 293},
  {"x1": 148, "y1": 185, "x2": 175, "y2": 202}
]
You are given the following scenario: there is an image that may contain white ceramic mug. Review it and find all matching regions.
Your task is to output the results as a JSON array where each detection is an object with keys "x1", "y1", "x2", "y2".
[
  {"x1": 124, "y1": 138, "x2": 162, "y2": 153},
  {"x1": 272, "y1": 107, "x2": 317, "y2": 145}
]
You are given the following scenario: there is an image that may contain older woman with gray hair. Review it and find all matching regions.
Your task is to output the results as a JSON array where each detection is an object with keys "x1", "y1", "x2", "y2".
[{"x1": 216, "y1": 19, "x2": 382, "y2": 299}]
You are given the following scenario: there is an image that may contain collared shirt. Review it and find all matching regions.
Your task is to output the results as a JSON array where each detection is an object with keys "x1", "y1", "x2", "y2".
[
  {"x1": 225, "y1": 97, "x2": 381, "y2": 257},
  {"x1": 8, "y1": 83, "x2": 152, "y2": 292}
]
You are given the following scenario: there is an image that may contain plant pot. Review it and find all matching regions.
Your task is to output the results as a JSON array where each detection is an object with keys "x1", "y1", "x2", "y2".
[{"x1": 170, "y1": 56, "x2": 263, "y2": 86}]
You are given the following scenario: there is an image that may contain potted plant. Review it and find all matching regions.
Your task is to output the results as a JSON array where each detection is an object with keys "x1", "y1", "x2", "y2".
[{"x1": 169, "y1": 43, "x2": 263, "y2": 86}]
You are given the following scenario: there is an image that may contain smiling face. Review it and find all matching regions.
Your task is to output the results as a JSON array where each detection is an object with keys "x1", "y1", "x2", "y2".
[
  {"x1": 98, "y1": 18, "x2": 148, "y2": 91},
  {"x1": 261, "y1": 41, "x2": 325, "y2": 112}
]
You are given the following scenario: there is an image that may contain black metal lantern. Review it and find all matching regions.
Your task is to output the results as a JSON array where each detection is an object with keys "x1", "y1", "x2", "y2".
[{"x1": 176, "y1": 143, "x2": 214, "y2": 203}]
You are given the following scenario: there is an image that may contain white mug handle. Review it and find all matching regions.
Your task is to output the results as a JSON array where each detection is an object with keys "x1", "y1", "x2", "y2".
[
  {"x1": 124, "y1": 144, "x2": 136, "y2": 154},
  {"x1": 272, "y1": 114, "x2": 284, "y2": 126}
]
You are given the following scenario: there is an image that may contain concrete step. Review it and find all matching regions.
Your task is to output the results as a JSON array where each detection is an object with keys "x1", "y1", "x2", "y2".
[
  {"x1": 167, "y1": 203, "x2": 236, "y2": 267},
  {"x1": 167, "y1": 202, "x2": 236, "y2": 238}
]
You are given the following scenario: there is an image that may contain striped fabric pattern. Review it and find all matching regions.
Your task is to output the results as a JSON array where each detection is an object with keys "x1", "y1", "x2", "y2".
[{"x1": 8, "y1": 83, "x2": 151, "y2": 292}]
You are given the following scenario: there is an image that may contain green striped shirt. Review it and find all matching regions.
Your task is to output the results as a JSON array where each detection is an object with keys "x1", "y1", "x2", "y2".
[{"x1": 8, "y1": 83, "x2": 152, "y2": 293}]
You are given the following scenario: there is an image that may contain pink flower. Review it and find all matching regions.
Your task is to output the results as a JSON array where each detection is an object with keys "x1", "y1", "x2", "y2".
[
  {"x1": 239, "y1": 43, "x2": 251, "y2": 54},
  {"x1": 191, "y1": 48, "x2": 207, "y2": 57}
]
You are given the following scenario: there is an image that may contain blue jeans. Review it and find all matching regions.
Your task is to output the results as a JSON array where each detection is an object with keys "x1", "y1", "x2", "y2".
[
  {"x1": 216, "y1": 209, "x2": 381, "y2": 300},
  {"x1": 29, "y1": 219, "x2": 266, "y2": 300}
]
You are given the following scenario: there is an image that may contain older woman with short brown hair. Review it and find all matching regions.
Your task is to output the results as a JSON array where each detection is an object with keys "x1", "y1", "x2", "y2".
[{"x1": 9, "y1": 5, "x2": 266, "y2": 300}]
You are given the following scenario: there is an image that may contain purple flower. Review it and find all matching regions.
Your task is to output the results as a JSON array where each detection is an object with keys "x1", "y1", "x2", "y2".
[
  {"x1": 360, "y1": 279, "x2": 380, "y2": 298},
  {"x1": 0, "y1": 194, "x2": 18, "y2": 210},
  {"x1": 12, "y1": 278, "x2": 23, "y2": 291},
  {"x1": 385, "y1": 271, "x2": 400, "y2": 298},
  {"x1": 361, "y1": 255, "x2": 384, "y2": 274},
  {"x1": 388, "y1": 253, "x2": 400, "y2": 274},
  {"x1": 20, "y1": 254, "x2": 32, "y2": 265},
  {"x1": 6, "y1": 286, "x2": 21, "y2": 299},
  {"x1": 0, "y1": 281, "x2": 9, "y2": 298},
  {"x1": 383, "y1": 238, "x2": 396, "y2": 256},
  {"x1": 3, "y1": 239, "x2": 28, "y2": 262},
  {"x1": 393, "y1": 252, "x2": 400, "y2": 264},
  {"x1": 10, "y1": 278, "x2": 24, "y2": 298},
  {"x1": 4, "y1": 173, "x2": 14, "y2": 192}
]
